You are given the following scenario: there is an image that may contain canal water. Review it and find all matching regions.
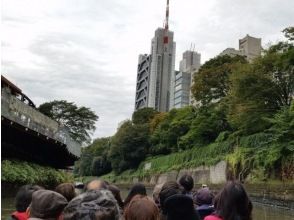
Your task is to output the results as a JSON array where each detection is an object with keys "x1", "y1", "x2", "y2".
[{"x1": 2, "y1": 194, "x2": 293, "y2": 220}]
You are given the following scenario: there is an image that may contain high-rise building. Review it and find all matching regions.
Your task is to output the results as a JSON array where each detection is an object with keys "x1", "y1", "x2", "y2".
[
  {"x1": 148, "y1": 28, "x2": 176, "y2": 112},
  {"x1": 180, "y1": 50, "x2": 201, "y2": 73},
  {"x1": 239, "y1": 34, "x2": 262, "y2": 62},
  {"x1": 220, "y1": 34, "x2": 261, "y2": 62},
  {"x1": 135, "y1": 54, "x2": 151, "y2": 110},
  {"x1": 173, "y1": 50, "x2": 201, "y2": 108},
  {"x1": 134, "y1": 0, "x2": 176, "y2": 112},
  {"x1": 174, "y1": 71, "x2": 191, "y2": 108}
]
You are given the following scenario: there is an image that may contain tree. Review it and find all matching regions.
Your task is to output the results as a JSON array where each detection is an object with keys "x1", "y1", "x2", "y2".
[
  {"x1": 132, "y1": 107, "x2": 158, "y2": 124},
  {"x1": 227, "y1": 39, "x2": 294, "y2": 134},
  {"x1": 150, "y1": 107, "x2": 194, "y2": 154},
  {"x1": 283, "y1": 26, "x2": 294, "y2": 41},
  {"x1": 38, "y1": 100, "x2": 98, "y2": 144},
  {"x1": 179, "y1": 105, "x2": 231, "y2": 149},
  {"x1": 191, "y1": 55, "x2": 247, "y2": 106},
  {"x1": 74, "y1": 137, "x2": 112, "y2": 176},
  {"x1": 109, "y1": 120, "x2": 150, "y2": 173}
]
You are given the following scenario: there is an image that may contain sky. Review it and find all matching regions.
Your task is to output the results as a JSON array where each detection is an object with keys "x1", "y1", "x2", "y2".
[{"x1": 2, "y1": 0, "x2": 293, "y2": 139}]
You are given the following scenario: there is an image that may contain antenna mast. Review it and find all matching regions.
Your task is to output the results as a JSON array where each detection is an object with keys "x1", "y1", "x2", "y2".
[{"x1": 163, "y1": 0, "x2": 169, "y2": 45}]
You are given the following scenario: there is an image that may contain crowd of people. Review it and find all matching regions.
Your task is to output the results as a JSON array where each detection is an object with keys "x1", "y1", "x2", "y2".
[{"x1": 9, "y1": 175, "x2": 253, "y2": 220}]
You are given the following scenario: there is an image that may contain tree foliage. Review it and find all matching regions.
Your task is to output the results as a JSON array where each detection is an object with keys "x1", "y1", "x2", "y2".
[
  {"x1": 227, "y1": 41, "x2": 294, "y2": 134},
  {"x1": 191, "y1": 55, "x2": 247, "y2": 106},
  {"x1": 132, "y1": 107, "x2": 158, "y2": 124},
  {"x1": 38, "y1": 100, "x2": 98, "y2": 144},
  {"x1": 74, "y1": 137, "x2": 112, "y2": 176},
  {"x1": 109, "y1": 121, "x2": 150, "y2": 173}
]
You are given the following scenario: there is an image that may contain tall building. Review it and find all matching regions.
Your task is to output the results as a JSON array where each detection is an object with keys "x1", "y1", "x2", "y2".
[
  {"x1": 174, "y1": 50, "x2": 201, "y2": 108},
  {"x1": 135, "y1": 54, "x2": 151, "y2": 110},
  {"x1": 174, "y1": 71, "x2": 191, "y2": 108},
  {"x1": 220, "y1": 34, "x2": 261, "y2": 62},
  {"x1": 180, "y1": 50, "x2": 201, "y2": 73},
  {"x1": 134, "y1": 0, "x2": 176, "y2": 112},
  {"x1": 239, "y1": 34, "x2": 262, "y2": 62},
  {"x1": 148, "y1": 28, "x2": 176, "y2": 112}
]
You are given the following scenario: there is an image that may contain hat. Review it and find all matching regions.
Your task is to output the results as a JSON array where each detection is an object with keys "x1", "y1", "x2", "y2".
[
  {"x1": 30, "y1": 190, "x2": 68, "y2": 219},
  {"x1": 63, "y1": 189, "x2": 120, "y2": 220},
  {"x1": 164, "y1": 194, "x2": 199, "y2": 220},
  {"x1": 195, "y1": 188, "x2": 213, "y2": 206}
]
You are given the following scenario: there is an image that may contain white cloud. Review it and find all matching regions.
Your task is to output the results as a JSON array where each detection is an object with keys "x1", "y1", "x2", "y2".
[{"x1": 2, "y1": 0, "x2": 293, "y2": 138}]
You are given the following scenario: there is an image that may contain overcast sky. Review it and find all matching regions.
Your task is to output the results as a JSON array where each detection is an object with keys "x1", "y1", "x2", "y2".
[{"x1": 2, "y1": 0, "x2": 293, "y2": 139}]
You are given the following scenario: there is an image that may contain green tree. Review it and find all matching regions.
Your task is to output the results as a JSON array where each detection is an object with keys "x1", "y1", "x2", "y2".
[
  {"x1": 109, "y1": 121, "x2": 150, "y2": 173},
  {"x1": 191, "y1": 55, "x2": 247, "y2": 106},
  {"x1": 150, "y1": 107, "x2": 194, "y2": 154},
  {"x1": 283, "y1": 26, "x2": 294, "y2": 41},
  {"x1": 227, "y1": 39, "x2": 294, "y2": 134},
  {"x1": 132, "y1": 107, "x2": 158, "y2": 124},
  {"x1": 38, "y1": 100, "x2": 98, "y2": 144},
  {"x1": 179, "y1": 105, "x2": 230, "y2": 149}
]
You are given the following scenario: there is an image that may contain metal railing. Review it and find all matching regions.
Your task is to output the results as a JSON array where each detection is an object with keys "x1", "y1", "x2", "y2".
[{"x1": 1, "y1": 87, "x2": 81, "y2": 157}]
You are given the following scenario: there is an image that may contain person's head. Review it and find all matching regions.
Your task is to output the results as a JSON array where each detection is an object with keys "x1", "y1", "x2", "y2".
[
  {"x1": 15, "y1": 184, "x2": 43, "y2": 212},
  {"x1": 124, "y1": 183, "x2": 147, "y2": 206},
  {"x1": 152, "y1": 183, "x2": 164, "y2": 209},
  {"x1": 215, "y1": 181, "x2": 252, "y2": 220},
  {"x1": 107, "y1": 184, "x2": 124, "y2": 209},
  {"x1": 63, "y1": 189, "x2": 120, "y2": 220},
  {"x1": 194, "y1": 188, "x2": 213, "y2": 206},
  {"x1": 29, "y1": 189, "x2": 68, "y2": 219},
  {"x1": 85, "y1": 179, "x2": 107, "y2": 191},
  {"x1": 164, "y1": 194, "x2": 200, "y2": 220},
  {"x1": 55, "y1": 183, "x2": 76, "y2": 202},
  {"x1": 124, "y1": 195, "x2": 159, "y2": 220},
  {"x1": 159, "y1": 181, "x2": 183, "y2": 214},
  {"x1": 178, "y1": 174, "x2": 194, "y2": 193}
]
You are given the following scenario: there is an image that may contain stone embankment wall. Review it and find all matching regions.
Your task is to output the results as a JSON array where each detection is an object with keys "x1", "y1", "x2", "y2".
[
  {"x1": 148, "y1": 160, "x2": 227, "y2": 185},
  {"x1": 131, "y1": 160, "x2": 294, "y2": 209}
]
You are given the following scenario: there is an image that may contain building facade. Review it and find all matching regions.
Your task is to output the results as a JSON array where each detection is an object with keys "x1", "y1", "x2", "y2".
[
  {"x1": 239, "y1": 34, "x2": 262, "y2": 62},
  {"x1": 174, "y1": 50, "x2": 201, "y2": 108},
  {"x1": 147, "y1": 28, "x2": 176, "y2": 112},
  {"x1": 134, "y1": 54, "x2": 151, "y2": 110},
  {"x1": 220, "y1": 34, "x2": 261, "y2": 62},
  {"x1": 174, "y1": 71, "x2": 191, "y2": 108}
]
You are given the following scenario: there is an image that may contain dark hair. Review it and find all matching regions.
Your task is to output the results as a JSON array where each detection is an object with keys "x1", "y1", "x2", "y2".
[
  {"x1": 63, "y1": 189, "x2": 120, "y2": 220},
  {"x1": 159, "y1": 181, "x2": 183, "y2": 214},
  {"x1": 107, "y1": 184, "x2": 124, "y2": 209},
  {"x1": 55, "y1": 183, "x2": 76, "y2": 202},
  {"x1": 124, "y1": 195, "x2": 159, "y2": 220},
  {"x1": 179, "y1": 174, "x2": 194, "y2": 192},
  {"x1": 124, "y1": 183, "x2": 147, "y2": 206},
  {"x1": 15, "y1": 185, "x2": 43, "y2": 212},
  {"x1": 164, "y1": 194, "x2": 200, "y2": 220},
  {"x1": 214, "y1": 181, "x2": 252, "y2": 220}
]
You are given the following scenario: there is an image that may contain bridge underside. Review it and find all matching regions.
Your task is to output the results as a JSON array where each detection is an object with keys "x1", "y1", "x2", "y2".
[{"x1": 2, "y1": 117, "x2": 78, "y2": 168}]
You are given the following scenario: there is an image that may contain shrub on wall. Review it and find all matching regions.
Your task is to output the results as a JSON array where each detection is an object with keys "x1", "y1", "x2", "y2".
[{"x1": 1, "y1": 160, "x2": 74, "y2": 188}]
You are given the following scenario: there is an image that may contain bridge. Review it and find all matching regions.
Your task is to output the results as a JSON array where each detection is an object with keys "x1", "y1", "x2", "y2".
[{"x1": 1, "y1": 76, "x2": 81, "y2": 168}]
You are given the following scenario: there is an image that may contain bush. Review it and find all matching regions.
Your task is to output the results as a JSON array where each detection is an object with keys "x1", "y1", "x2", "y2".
[{"x1": 1, "y1": 160, "x2": 73, "y2": 188}]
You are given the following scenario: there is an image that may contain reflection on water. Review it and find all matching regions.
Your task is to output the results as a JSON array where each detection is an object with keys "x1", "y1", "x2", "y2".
[
  {"x1": 2, "y1": 195, "x2": 293, "y2": 220},
  {"x1": 253, "y1": 203, "x2": 293, "y2": 220}
]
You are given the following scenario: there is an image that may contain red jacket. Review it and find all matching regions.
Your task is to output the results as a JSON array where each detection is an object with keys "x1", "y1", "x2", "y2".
[
  {"x1": 204, "y1": 215, "x2": 222, "y2": 220},
  {"x1": 11, "y1": 211, "x2": 28, "y2": 220}
]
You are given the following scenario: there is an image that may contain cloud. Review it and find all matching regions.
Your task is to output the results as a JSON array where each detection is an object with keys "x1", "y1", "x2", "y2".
[{"x1": 2, "y1": 0, "x2": 293, "y2": 138}]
